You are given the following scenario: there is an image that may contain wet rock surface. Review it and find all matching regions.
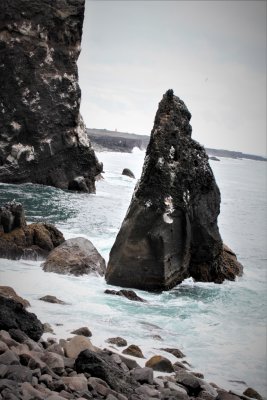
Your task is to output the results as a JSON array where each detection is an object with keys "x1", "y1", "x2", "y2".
[
  {"x1": 42, "y1": 237, "x2": 106, "y2": 276},
  {"x1": 0, "y1": 0, "x2": 102, "y2": 193},
  {"x1": 104, "y1": 289, "x2": 146, "y2": 302},
  {"x1": 106, "y1": 90, "x2": 243, "y2": 291},
  {"x1": 0, "y1": 286, "x2": 30, "y2": 308},
  {"x1": 0, "y1": 296, "x2": 263, "y2": 400},
  {"x1": 122, "y1": 168, "x2": 135, "y2": 179},
  {"x1": 0, "y1": 201, "x2": 64, "y2": 260}
]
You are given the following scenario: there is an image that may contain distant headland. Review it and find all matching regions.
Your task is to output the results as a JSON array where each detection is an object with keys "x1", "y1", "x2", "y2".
[{"x1": 87, "y1": 128, "x2": 267, "y2": 162}]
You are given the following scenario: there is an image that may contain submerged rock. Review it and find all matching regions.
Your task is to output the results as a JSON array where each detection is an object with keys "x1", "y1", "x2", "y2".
[
  {"x1": 104, "y1": 289, "x2": 146, "y2": 302},
  {"x1": 42, "y1": 237, "x2": 106, "y2": 276},
  {"x1": 0, "y1": 0, "x2": 102, "y2": 192},
  {"x1": 106, "y1": 90, "x2": 243, "y2": 291},
  {"x1": 0, "y1": 201, "x2": 65, "y2": 260}
]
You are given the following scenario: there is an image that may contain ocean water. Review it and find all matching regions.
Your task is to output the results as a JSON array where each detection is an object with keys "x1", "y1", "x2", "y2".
[{"x1": 0, "y1": 149, "x2": 266, "y2": 395}]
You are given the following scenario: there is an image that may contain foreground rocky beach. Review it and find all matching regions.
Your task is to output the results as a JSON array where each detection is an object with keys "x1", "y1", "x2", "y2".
[{"x1": 0, "y1": 288, "x2": 264, "y2": 400}]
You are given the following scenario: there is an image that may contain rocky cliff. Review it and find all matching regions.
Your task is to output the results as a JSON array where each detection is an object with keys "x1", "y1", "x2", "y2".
[
  {"x1": 0, "y1": 0, "x2": 102, "y2": 192},
  {"x1": 106, "y1": 90, "x2": 243, "y2": 291}
]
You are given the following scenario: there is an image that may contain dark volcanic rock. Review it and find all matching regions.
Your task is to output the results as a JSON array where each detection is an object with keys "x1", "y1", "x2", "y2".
[
  {"x1": 104, "y1": 289, "x2": 145, "y2": 302},
  {"x1": 75, "y1": 349, "x2": 139, "y2": 395},
  {"x1": 122, "y1": 168, "x2": 135, "y2": 179},
  {"x1": 0, "y1": 221, "x2": 65, "y2": 260},
  {"x1": 106, "y1": 90, "x2": 243, "y2": 291},
  {"x1": 42, "y1": 237, "x2": 106, "y2": 276},
  {"x1": 0, "y1": 296, "x2": 43, "y2": 341},
  {"x1": 0, "y1": 0, "x2": 102, "y2": 192},
  {"x1": 0, "y1": 286, "x2": 30, "y2": 308},
  {"x1": 39, "y1": 295, "x2": 67, "y2": 305}
]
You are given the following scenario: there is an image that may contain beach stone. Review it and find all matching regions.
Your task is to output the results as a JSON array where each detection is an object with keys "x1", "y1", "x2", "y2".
[
  {"x1": 64, "y1": 335, "x2": 95, "y2": 359},
  {"x1": 135, "y1": 384, "x2": 160, "y2": 398},
  {"x1": 105, "y1": 90, "x2": 243, "y2": 291},
  {"x1": 166, "y1": 381, "x2": 188, "y2": 395},
  {"x1": 130, "y1": 367, "x2": 154, "y2": 385},
  {"x1": 21, "y1": 382, "x2": 47, "y2": 400},
  {"x1": 0, "y1": 297, "x2": 44, "y2": 341},
  {"x1": 0, "y1": 286, "x2": 30, "y2": 308},
  {"x1": 198, "y1": 390, "x2": 217, "y2": 400},
  {"x1": 61, "y1": 375, "x2": 88, "y2": 392},
  {"x1": 40, "y1": 351, "x2": 64, "y2": 373},
  {"x1": 174, "y1": 370, "x2": 201, "y2": 395},
  {"x1": 47, "y1": 343, "x2": 64, "y2": 356},
  {"x1": 122, "y1": 168, "x2": 135, "y2": 179},
  {"x1": 0, "y1": 340, "x2": 8, "y2": 354},
  {"x1": 216, "y1": 392, "x2": 241, "y2": 400},
  {"x1": 42, "y1": 237, "x2": 106, "y2": 276},
  {"x1": 39, "y1": 295, "x2": 67, "y2": 305},
  {"x1": 105, "y1": 289, "x2": 146, "y2": 302},
  {"x1": 161, "y1": 347, "x2": 185, "y2": 358},
  {"x1": 122, "y1": 344, "x2": 144, "y2": 358},
  {"x1": 145, "y1": 355, "x2": 174, "y2": 372},
  {"x1": 4, "y1": 365, "x2": 33, "y2": 383},
  {"x1": 0, "y1": 349, "x2": 20, "y2": 365},
  {"x1": 106, "y1": 337, "x2": 128, "y2": 347},
  {"x1": 39, "y1": 374, "x2": 53, "y2": 385},
  {"x1": 0, "y1": 331, "x2": 19, "y2": 348},
  {"x1": 243, "y1": 388, "x2": 263, "y2": 400},
  {"x1": 75, "y1": 349, "x2": 139, "y2": 395},
  {"x1": 43, "y1": 323, "x2": 55, "y2": 334},
  {"x1": 173, "y1": 361, "x2": 188, "y2": 370},
  {"x1": 119, "y1": 355, "x2": 141, "y2": 370},
  {"x1": 71, "y1": 327, "x2": 92, "y2": 337}
]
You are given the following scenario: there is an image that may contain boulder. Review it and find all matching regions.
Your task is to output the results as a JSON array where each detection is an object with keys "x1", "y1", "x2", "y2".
[
  {"x1": 61, "y1": 376, "x2": 88, "y2": 392},
  {"x1": 39, "y1": 295, "x2": 67, "y2": 305},
  {"x1": 130, "y1": 367, "x2": 154, "y2": 385},
  {"x1": 243, "y1": 388, "x2": 263, "y2": 400},
  {"x1": 122, "y1": 168, "x2": 135, "y2": 179},
  {"x1": 71, "y1": 327, "x2": 92, "y2": 337},
  {"x1": 0, "y1": 296, "x2": 43, "y2": 341},
  {"x1": 160, "y1": 347, "x2": 185, "y2": 359},
  {"x1": 145, "y1": 355, "x2": 174, "y2": 373},
  {"x1": 0, "y1": 0, "x2": 102, "y2": 193},
  {"x1": 64, "y1": 335, "x2": 95, "y2": 359},
  {"x1": 106, "y1": 337, "x2": 127, "y2": 347},
  {"x1": 0, "y1": 286, "x2": 30, "y2": 308},
  {"x1": 104, "y1": 289, "x2": 146, "y2": 302},
  {"x1": 122, "y1": 344, "x2": 144, "y2": 358},
  {"x1": 74, "y1": 349, "x2": 139, "y2": 395},
  {"x1": 0, "y1": 203, "x2": 65, "y2": 260},
  {"x1": 106, "y1": 90, "x2": 243, "y2": 291},
  {"x1": 0, "y1": 201, "x2": 26, "y2": 233},
  {"x1": 42, "y1": 237, "x2": 106, "y2": 276}
]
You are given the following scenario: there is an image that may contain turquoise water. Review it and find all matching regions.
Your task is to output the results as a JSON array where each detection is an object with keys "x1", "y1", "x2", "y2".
[{"x1": 0, "y1": 151, "x2": 266, "y2": 395}]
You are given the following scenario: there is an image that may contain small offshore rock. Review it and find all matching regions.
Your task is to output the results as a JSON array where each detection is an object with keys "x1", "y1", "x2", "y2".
[
  {"x1": 122, "y1": 168, "x2": 135, "y2": 179},
  {"x1": 71, "y1": 327, "x2": 92, "y2": 337},
  {"x1": 39, "y1": 295, "x2": 67, "y2": 305},
  {"x1": 243, "y1": 388, "x2": 263, "y2": 400},
  {"x1": 161, "y1": 347, "x2": 185, "y2": 358},
  {"x1": 43, "y1": 323, "x2": 55, "y2": 334},
  {"x1": 209, "y1": 156, "x2": 220, "y2": 161},
  {"x1": 106, "y1": 337, "x2": 127, "y2": 347},
  {"x1": 105, "y1": 289, "x2": 146, "y2": 302},
  {"x1": 0, "y1": 286, "x2": 30, "y2": 308},
  {"x1": 145, "y1": 355, "x2": 174, "y2": 373},
  {"x1": 64, "y1": 335, "x2": 95, "y2": 359},
  {"x1": 122, "y1": 344, "x2": 144, "y2": 358},
  {"x1": 42, "y1": 237, "x2": 106, "y2": 276}
]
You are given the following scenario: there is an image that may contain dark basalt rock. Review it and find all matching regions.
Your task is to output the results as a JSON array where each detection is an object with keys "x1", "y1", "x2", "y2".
[
  {"x1": 122, "y1": 168, "x2": 135, "y2": 179},
  {"x1": 75, "y1": 349, "x2": 139, "y2": 395},
  {"x1": 106, "y1": 90, "x2": 243, "y2": 291},
  {"x1": 0, "y1": 0, "x2": 102, "y2": 193},
  {"x1": 42, "y1": 237, "x2": 106, "y2": 276},
  {"x1": 0, "y1": 296, "x2": 43, "y2": 341},
  {"x1": 0, "y1": 201, "x2": 64, "y2": 260},
  {"x1": 104, "y1": 289, "x2": 146, "y2": 302}
]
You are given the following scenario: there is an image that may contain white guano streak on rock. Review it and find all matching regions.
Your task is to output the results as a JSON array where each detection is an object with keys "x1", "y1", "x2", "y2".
[{"x1": 163, "y1": 195, "x2": 174, "y2": 224}]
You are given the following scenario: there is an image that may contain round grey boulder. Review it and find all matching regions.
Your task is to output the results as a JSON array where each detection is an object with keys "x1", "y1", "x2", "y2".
[{"x1": 42, "y1": 237, "x2": 106, "y2": 276}]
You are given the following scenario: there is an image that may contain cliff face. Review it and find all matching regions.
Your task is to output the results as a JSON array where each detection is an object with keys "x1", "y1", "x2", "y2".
[
  {"x1": 106, "y1": 90, "x2": 243, "y2": 291},
  {"x1": 0, "y1": 0, "x2": 102, "y2": 192}
]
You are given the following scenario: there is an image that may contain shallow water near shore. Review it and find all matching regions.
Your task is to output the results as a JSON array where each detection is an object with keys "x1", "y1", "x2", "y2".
[{"x1": 0, "y1": 150, "x2": 266, "y2": 395}]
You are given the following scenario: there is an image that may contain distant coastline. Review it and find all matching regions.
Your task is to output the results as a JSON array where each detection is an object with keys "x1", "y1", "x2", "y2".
[{"x1": 87, "y1": 128, "x2": 267, "y2": 162}]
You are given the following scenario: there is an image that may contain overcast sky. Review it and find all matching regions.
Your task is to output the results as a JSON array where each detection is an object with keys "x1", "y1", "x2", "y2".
[{"x1": 78, "y1": 0, "x2": 266, "y2": 155}]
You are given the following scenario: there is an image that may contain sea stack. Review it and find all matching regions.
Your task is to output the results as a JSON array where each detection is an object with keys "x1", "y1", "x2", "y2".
[
  {"x1": 0, "y1": 0, "x2": 102, "y2": 192},
  {"x1": 106, "y1": 90, "x2": 243, "y2": 291}
]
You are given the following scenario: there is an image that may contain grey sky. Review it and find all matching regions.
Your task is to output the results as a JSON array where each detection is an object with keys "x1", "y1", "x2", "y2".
[{"x1": 78, "y1": 0, "x2": 266, "y2": 155}]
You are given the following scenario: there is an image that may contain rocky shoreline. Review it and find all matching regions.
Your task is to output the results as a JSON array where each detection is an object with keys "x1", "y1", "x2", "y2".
[{"x1": 0, "y1": 289, "x2": 264, "y2": 400}]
